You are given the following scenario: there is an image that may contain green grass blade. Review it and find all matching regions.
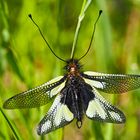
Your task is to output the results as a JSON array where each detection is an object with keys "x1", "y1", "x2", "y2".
[
  {"x1": 70, "y1": 0, "x2": 92, "y2": 58},
  {"x1": 92, "y1": 122, "x2": 104, "y2": 140},
  {"x1": 104, "y1": 123, "x2": 113, "y2": 140},
  {"x1": 0, "y1": 0, "x2": 25, "y2": 81},
  {"x1": 6, "y1": 48, "x2": 25, "y2": 81},
  {"x1": 0, "y1": 108, "x2": 22, "y2": 140}
]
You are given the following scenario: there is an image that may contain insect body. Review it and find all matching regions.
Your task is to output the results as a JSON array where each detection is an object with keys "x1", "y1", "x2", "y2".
[
  {"x1": 4, "y1": 58, "x2": 140, "y2": 135},
  {"x1": 3, "y1": 10, "x2": 140, "y2": 135}
]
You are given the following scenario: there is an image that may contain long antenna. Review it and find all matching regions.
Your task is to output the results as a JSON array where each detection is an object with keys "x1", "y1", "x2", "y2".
[
  {"x1": 28, "y1": 14, "x2": 66, "y2": 62},
  {"x1": 78, "y1": 10, "x2": 102, "y2": 61}
]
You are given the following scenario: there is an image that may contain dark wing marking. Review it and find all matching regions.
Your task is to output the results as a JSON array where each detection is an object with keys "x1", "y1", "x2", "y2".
[
  {"x1": 37, "y1": 94, "x2": 74, "y2": 135},
  {"x1": 83, "y1": 71, "x2": 140, "y2": 93},
  {"x1": 3, "y1": 76, "x2": 66, "y2": 109},
  {"x1": 86, "y1": 87, "x2": 126, "y2": 123}
]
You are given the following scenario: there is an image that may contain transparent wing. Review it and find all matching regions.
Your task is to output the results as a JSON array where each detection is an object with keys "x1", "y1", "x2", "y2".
[
  {"x1": 3, "y1": 76, "x2": 66, "y2": 109},
  {"x1": 86, "y1": 87, "x2": 126, "y2": 123},
  {"x1": 83, "y1": 71, "x2": 140, "y2": 93},
  {"x1": 37, "y1": 94, "x2": 74, "y2": 135}
]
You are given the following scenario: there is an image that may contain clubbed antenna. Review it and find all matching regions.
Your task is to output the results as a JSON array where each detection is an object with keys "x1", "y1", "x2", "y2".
[
  {"x1": 78, "y1": 10, "x2": 103, "y2": 61},
  {"x1": 28, "y1": 14, "x2": 66, "y2": 62}
]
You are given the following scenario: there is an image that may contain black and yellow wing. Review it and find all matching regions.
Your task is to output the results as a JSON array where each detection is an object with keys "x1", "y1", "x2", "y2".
[
  {"x1": 83, "y1": 71, "x2": 140, "y2": 93},
  {"x1": 3, "y1": 76, "x2": 66, "y2": 109},
  {"x1": 85, "y1": 87, "x2": 126, "y2": 123},
  {"x1": 37, "y1": 94, "x2": 74, "y2": 135}
]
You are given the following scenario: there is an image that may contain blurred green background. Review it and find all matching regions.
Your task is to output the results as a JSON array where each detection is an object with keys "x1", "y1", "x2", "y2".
[{"x1": 0, "y1": 0, "x2": 140, "y2": 140}]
